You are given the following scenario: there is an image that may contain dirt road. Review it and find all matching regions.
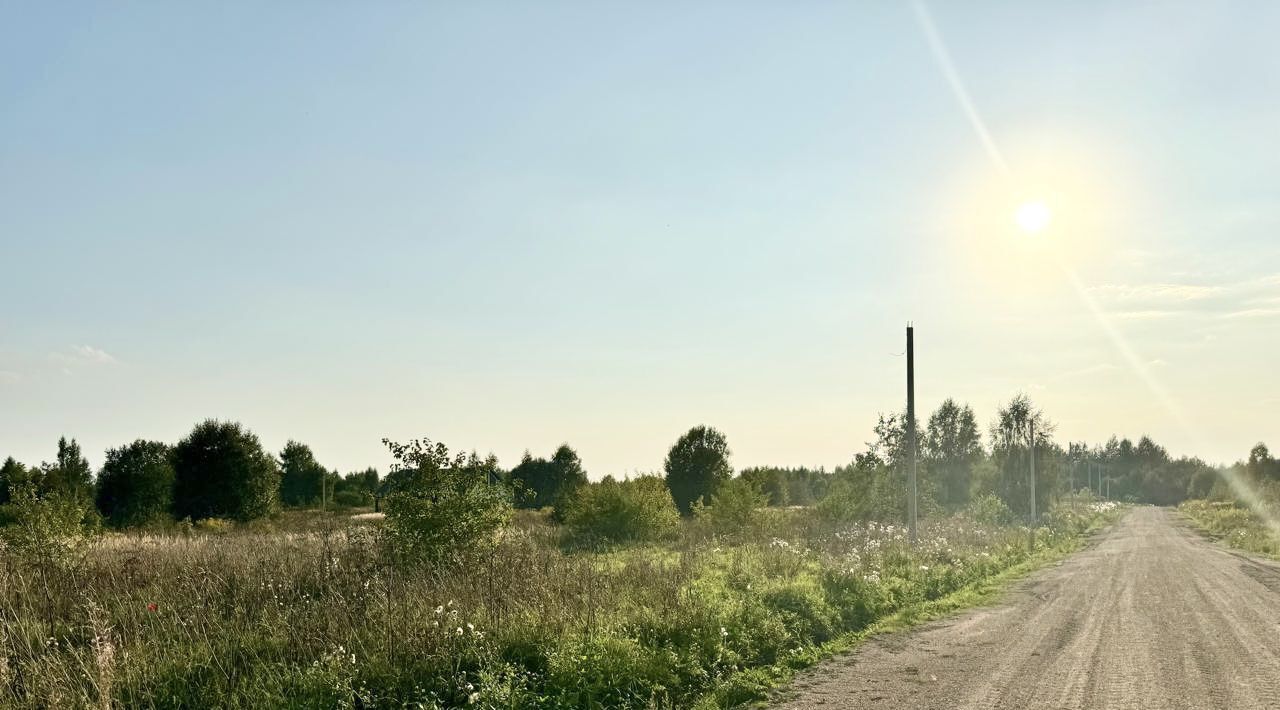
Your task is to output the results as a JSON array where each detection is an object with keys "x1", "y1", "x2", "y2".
[{"x1": 773, "y1": 506, "x2": 1280, "y2": 709}]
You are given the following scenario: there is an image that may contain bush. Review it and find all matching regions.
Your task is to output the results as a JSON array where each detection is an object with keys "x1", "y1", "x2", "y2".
[
  {"x1": 694, "y1": 477, "x2": 767, "y2": 536},
  {"x1": 95, "y1": 440, "x2": 175, "y2": 528},
  {"x1": 564, "y1": 476, "x2": 680, "y2": 544},
  {"x1": 0, "y1": 483, "x2": 95, "y2": 570},
  {"x1": 965, "y1": 493, "x2": 1014, "y2": 527},
  {"x1": 172, "y1": 420, "x2": 281, "y2": 522},
  {"x1": 332, "y1": 490, "x2": 369, "y2": 509},
  {"x1": 380, "y1": 438, "x2": 512, "y2": 564}
]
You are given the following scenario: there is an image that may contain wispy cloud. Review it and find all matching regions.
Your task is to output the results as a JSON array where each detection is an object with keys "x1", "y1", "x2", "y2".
[
  {"x1": 1088, "y1": 283, "x2": 1224, "y2": 304},
  {"x1": 1221, "y1": 308, "x2": 1280, "y2": 320},
  {"x1": 1089, "y1": 272, "x2": 1280, "y2": 323},
  {"x1": 0, "y1": 371, "x2": 20, "y2": 385},
  {"x1": 49, "y1": 345, "x2": 118, "y2": 371}
]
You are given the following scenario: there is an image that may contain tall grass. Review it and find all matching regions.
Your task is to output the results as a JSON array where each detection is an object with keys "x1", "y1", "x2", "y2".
[
  {"x1": 1179, "y1": 499, "x2": 1280, "y2": 557},
  {"x1": 0, "y1": 504, "x2": 1116, "y2": 709}
]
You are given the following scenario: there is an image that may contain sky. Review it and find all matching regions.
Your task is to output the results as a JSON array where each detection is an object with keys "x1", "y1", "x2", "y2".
[{"x1": 2, "y1": 1, "x2": 1278, "y2": 477}]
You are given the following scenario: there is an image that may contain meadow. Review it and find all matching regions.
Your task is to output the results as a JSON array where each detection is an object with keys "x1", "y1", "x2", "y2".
[{"x1": 0, "y1": 499, "x2": 1119, "y2": 709}]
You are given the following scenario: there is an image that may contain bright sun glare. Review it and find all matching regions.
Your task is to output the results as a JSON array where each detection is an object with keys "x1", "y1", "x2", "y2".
[{"x1": 1014, "y1": 200, "x2": 1052, "y2": 234}]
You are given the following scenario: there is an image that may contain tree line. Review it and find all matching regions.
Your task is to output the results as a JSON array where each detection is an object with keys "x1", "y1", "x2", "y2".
[{"x1": 0, "y1": 394, "x2": 1264, "y2": 533}]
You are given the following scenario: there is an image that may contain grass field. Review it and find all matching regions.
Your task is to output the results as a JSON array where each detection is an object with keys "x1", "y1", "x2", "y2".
[{"x1": 0, "y1": 502, "x2": 1120, "y2": 709}]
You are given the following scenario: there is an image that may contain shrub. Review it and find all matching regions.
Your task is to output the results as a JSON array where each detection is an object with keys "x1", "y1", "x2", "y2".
[
  {"x1": 332, "y1": 490, "x2": 369, "y2": 509},
  {"x1": 0, "y1": 482, "x2": 95, "y2": 570},
  {"x1": 380, "y1": 438, "x2": 512, "y2": 564},
  {"x1": 172, "y1": 420, "x2": 281, "y2": 522},
  {"x1": 95, "y1": 440, "x2": 175, "y2": 528},
  {"x1": 694, "y1": 477, "x2": 767, "y2": 536},
  {"x1": 564, "y1": 476, "x2": 680, "y2": 544},
  {"x1": 965, "y1": 493, "x2": 1014, "y2": 527}
]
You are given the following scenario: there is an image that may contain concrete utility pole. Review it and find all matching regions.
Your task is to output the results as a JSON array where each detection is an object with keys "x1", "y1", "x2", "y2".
[
  {"x1": 906, "y1": 324, "x2": 918, "y2": 544},
  {"x1": 1029, "y1": 420, "x2": 1037, "y2": 523}
]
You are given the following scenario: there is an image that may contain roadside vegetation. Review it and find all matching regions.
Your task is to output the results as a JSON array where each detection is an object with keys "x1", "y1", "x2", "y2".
[
  {"x1": 0, "y1": 393, "x2": 1226, "y2": 708},
  {"x1": 1178, "y1": 444, "x2": 1280, "y2": 558}
]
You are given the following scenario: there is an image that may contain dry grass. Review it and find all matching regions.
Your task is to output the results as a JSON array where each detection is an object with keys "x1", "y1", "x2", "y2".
[{"x1": 0, "y1": 506, "x2": 1113, "y2": 709}]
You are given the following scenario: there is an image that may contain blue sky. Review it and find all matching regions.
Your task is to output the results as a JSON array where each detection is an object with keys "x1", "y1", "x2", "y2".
[{"x1": 2, "y1": 1, "x2": 1277, "y2": 476}]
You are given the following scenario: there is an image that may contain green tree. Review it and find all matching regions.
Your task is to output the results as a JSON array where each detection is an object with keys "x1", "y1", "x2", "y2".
[
  {"x1": 923, "y1": 399, "x2": 983, "y2": 508},
  {"x1": 988, "y1": 394, "x2": 1055, "y2": 518},
  {"x1": 694, "y1": 476, "x2": 767, "y2": 535},
  {"x1": 740, "y1": 467, "x2": 791, "y2": 507},
  {"x1": 172, "y1": 420, "x2": 281, "y2": 522},
  {"x1": 0, "y1": 457, "x2": 34, "y2": 506},
  {"x1": 663, "y1": 425, "x2": 732, "y2": 516},
  {"x1": 42, "y1": 437, "x2": 93, "y2": 501},
  {"x1": 278, "y1": 440, "x2": 328, "y2": 507},
  {"x1": 509, "y1": 444, "x2": 589, "y2": 511},
  {"x1": 333, "y1": 467, "x2": 379, "y2": 506},
  {"x1": 95, "y1": 440, "x2": 175, "y2": 528},
  {"x1": 380, "y1": 438, "x2": 511, "y2": 564}
]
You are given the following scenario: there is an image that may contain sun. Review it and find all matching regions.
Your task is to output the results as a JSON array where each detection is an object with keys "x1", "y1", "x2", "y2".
[{"x1": 1014, "y1": 200, "x2": 1052, "y2": 235}]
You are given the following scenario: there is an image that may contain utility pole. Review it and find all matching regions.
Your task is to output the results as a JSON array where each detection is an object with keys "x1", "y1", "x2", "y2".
[
  {"x1": 1029, "y1": 420, "x2": 1037, "y2": 523},
  {"x1": 906, "y1": 324, "x2": 918, "y2": 544}
]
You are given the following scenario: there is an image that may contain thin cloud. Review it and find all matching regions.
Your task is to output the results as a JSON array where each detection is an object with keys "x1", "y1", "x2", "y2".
[
  {"x1": 49, "y1": 345, "x2": 118, "y2": 368},
  {"x1": 1221, "y1": 308, "x2": 1280, "y2": 320},
  {"x1": 0, "y1": 371, "x2": 20, "y2": 385},
  {"x1": 1088, "y1": 283, "x2": 1224, "y2": 304}
]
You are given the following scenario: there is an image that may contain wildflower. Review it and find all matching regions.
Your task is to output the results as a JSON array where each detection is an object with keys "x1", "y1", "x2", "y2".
[
  {"x1": 434, "y1": 605, "x2": 444, "y2": 615},
  {"x1": 456, "y1": 627, "x2": 464, "y2": 635},
  {"x1": 720, "y1": 627, "x2": 728, "y2": 638},
  {"x1": 147, "y1": 603, "x2": 158, "y2": 613}
]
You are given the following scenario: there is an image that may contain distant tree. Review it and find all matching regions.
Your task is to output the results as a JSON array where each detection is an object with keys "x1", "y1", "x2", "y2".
[
  {"x1": 922, "y1": 399, "x2": 983, "y2": 508},
  {"x1": 739, "y1": 467, "x2": 791, "y2": 507},
  {"x1": 550, "y1": 444, "x2": 588, "y2": 493},
  {"x1": 509, "y1": 444, "x2": 588, "y2": 511},
  {"x1": 988, "y1": 394, "x2": 1055, "y2": 518},
  {"x1": 664, "y1": 425, "x2": 732, "y2": 516},
  {"x1": 278, "y1": 440, "x2": 328, "y2": 507},
  {"x1": 0, "y1": 457, "x2": 33, "y2": 505},
  {"x1": 42, "y1": 437, "x2": 93, "y2": 501},
  {"x1": 1247, "y1": 443, "x2": 1277, "y2": 480},
  {"x1": 172, "y1": 420, "x2": 281, "y2": 522},
  {"x1": 509, "y1": 452, "x2": 554, "y2": 509},
  {"x1": 334, "y1": 467, "x2": 379, "y2": 506},
  {"x1": 95, "y1": 440, "x2": 175, "y2": 528}
]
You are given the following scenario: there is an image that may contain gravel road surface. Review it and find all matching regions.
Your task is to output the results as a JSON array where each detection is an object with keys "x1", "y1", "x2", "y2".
[{"x1": 773, "y1": 506, "x2": 1280, "y2": 709}]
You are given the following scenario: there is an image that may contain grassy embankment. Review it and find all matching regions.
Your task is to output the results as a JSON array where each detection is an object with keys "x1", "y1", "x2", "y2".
[
  {"x1": 0, "y1": 502, "x2": 1121, "y2": 709},
  {"x1": 1179, "y1": 499, "x2": 1280, "y2": 557}
]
